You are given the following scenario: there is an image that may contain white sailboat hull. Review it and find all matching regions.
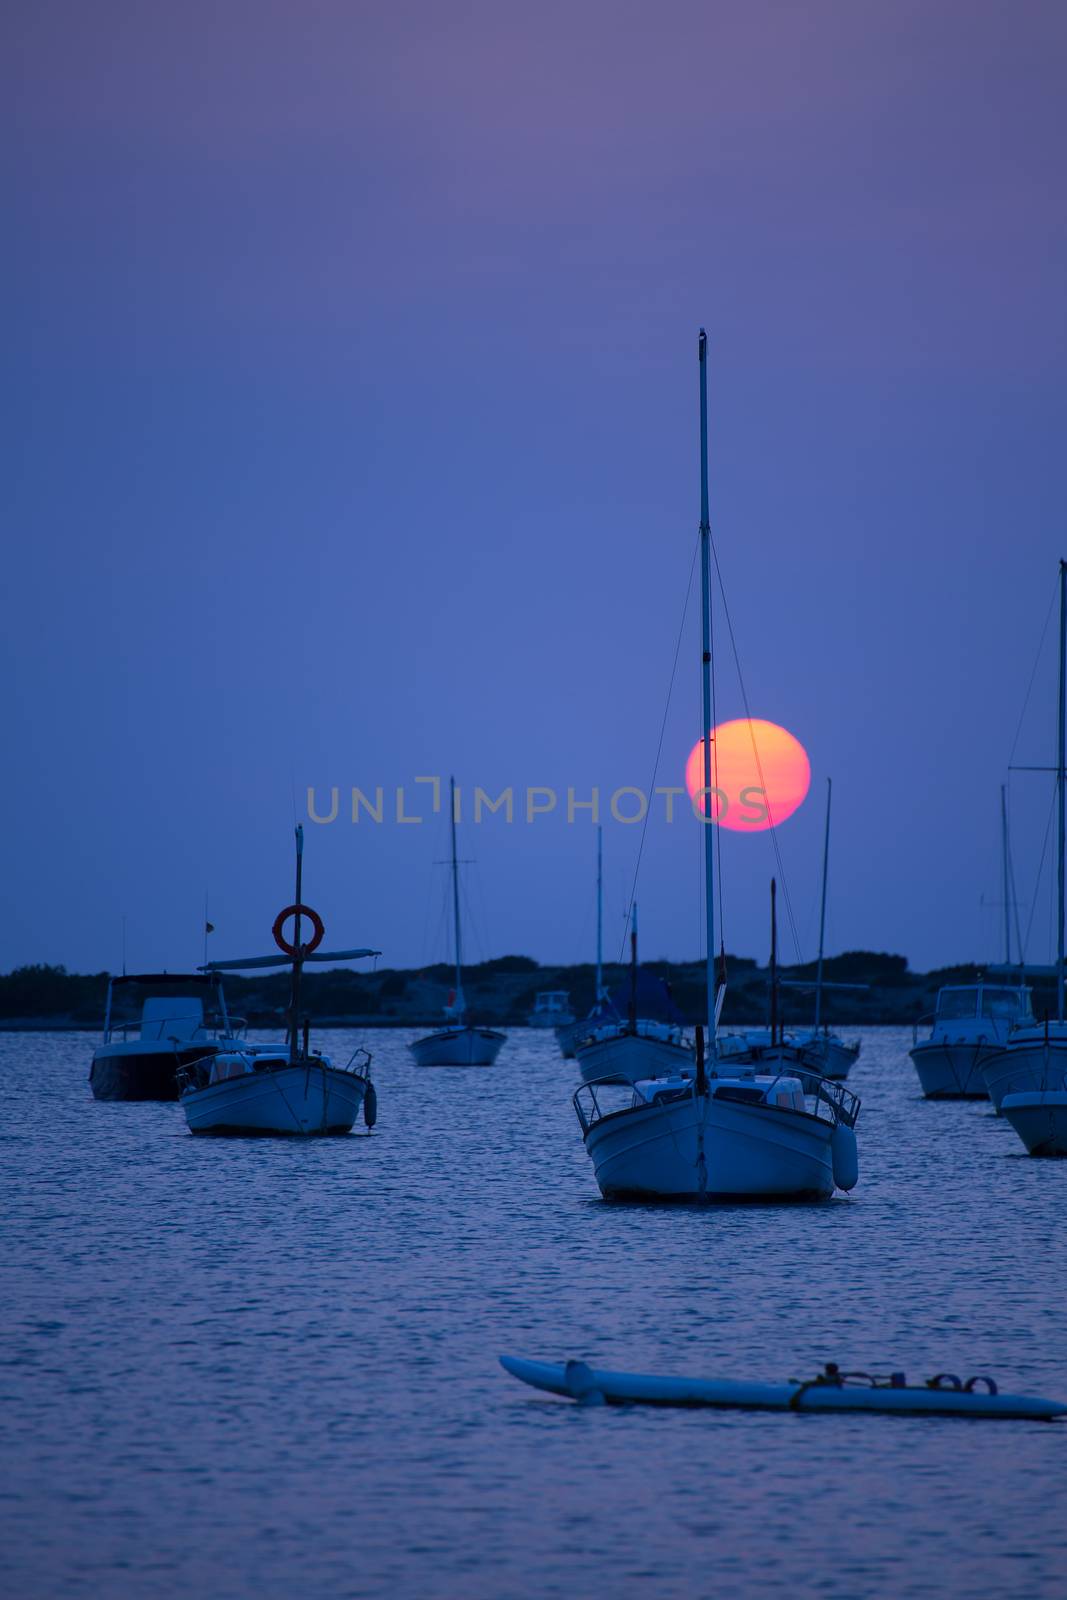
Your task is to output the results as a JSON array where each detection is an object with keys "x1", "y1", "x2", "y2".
[
  {"x1": 910, "y1": 1040, "x2": 989, "y2": 1099},
  {"x1": 181, "y1": 1061, "x2": 367, "y2": 1135},
  {"x1": 576, "y1": 1030, "x2": 693, "y2": 1086},
  {"x1": 582, "y1": 1088, "x2": 839, "y2": 1200},
  {"x1": 1000, "y1": 1089, "x2": 1067, "y2": 1156},
  {"x1": 798, "y1": 1034, "x2": 860, "y2": 1081},
  {"x1": 980, "y1": 1032, "x2": 1067, "y2": 1112},
  {"x1": 409, "y1": 1026, "x2": 505, "y2": 1067}
]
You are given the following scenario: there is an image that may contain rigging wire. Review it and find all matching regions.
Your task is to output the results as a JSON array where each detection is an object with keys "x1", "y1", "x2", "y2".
[
  {"x1": 618, "y1": 531, "x2": 700, "y2": 961},
  {"x1": 710, "y1": 540, "x2": 804, "y2": 962},
  {"x1": 1019, "y1": 783, "x2": 1056, "y2": 967},
  {"x1": 1008, "y1": 576, "x2": 1059, "y2": 771}
]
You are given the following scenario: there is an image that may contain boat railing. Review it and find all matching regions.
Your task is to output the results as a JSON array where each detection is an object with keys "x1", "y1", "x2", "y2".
[
  {"x1": 575, "y1": 1064, "x2": 860, "y2": 1136},
  {"x1": 761, "y1": 1066, "x2": 861, "y2": 1129},
  {"x1": 912, "y1": 1014, "x2": 937, "y2": 1046},
  {"x1": 107, "y1": 1013, "x2": 249, "y2": 1043}
]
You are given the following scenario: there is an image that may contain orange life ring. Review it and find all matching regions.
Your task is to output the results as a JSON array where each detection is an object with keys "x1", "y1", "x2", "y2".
[{"x1": 272, "y1": 903, "x2": 325, "y2": 957}]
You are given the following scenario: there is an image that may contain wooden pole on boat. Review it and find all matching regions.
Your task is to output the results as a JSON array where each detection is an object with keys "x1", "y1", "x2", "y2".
[
  {"x1": 769, "y1": 878, "x2": 779, "y2": 1046},
  {"x1": 698, "y1": 329, "x2": 716, "y2": 1046},
  {"x1": 814, "y1": 779, "x2": 832, "y2": 1032},
  {"x1": 628, "y1": 901, "x2": 638, "y2": 1032},
  {"x1": 1058, "y1": 561, "x2": 1065, "y2": 1022},
  {"x1": 450, "y1": 776, "x2": 464, "y2": 1018},
  {"x1": 695, "y1": 1023, "x2": 707, "y2": 1096},
  {"x1": 290, "y1": 825, "x2": 304, "y2": 1064}
]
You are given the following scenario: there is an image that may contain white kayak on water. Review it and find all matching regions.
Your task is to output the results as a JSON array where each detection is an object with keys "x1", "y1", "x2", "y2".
[{"x1": 500, "y1": 1357, "x2": 1067, "y2": 1421}]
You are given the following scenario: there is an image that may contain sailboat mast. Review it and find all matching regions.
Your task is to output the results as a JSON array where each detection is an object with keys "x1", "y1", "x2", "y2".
[
  {"x1": 449, "y1": 776, "x2": 463, "y2": 1013},
  {"x1": 769, "y1": 878, "x2": 778, "y2": 1046},
  {"x1": 595, "y1": 824, "x2": 604, "y2": 1000},
  {"x1": 814, "y1": 778, "x2": 832, "y2": 1031},
  {"x1": 1058, "y1": 561, "x2": 1065, "y2": 1021},
  {"x1": 289, "y1": 825, "x2": 304, "y2": 1064},
  {"x1": 698, "y1": 329, "x2": 716, "y2": 1038},
  {"x1": 628, "y1": 901, "x2": 638, "y2": 1031},
  {"x1": 1000, "y1": 784, "x2": 1011, "y2": 968}
]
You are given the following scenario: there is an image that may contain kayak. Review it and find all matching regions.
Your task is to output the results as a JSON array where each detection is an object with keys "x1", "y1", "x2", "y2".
[{"x1": 500, "y1": 1356, "x2": 1067, "y2": 1421}]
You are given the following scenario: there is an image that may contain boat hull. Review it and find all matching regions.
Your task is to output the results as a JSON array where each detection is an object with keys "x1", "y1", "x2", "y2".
[
  {"x1": 90, "y1": 1043, "x2": 216, "y2": 1102},
  {"x1": 979, "y1": 1035, "x2": 1067, "y2": 1112},
  {"x1": 909, "y1": 1040, "x2": 988, "y2": 1099},
  {"x1": 583, "y1": 1089, "x2": 836, "y2": 1200},
  {"x1": 1000, "y1": 1090, "x2": 1067, "y2": 1156},
  {"x1": 409, "y1": 1026, "x2": 505, "y2": 1067},
  {"x1": 576, "y1": 1031, "x2": 693, "y2": 1086},
  {"x1": 181, "y1": 1062, "x2": 367, "y2": 1135},
  {"x1": 798, "y1": 1035, "x2": 860, "y2": 1081},
  {"x1": 499, "y1": 1357, "x2": 1066, "y2": 1420}
]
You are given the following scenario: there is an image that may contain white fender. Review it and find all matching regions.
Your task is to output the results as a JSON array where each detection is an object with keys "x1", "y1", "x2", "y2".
[{"x1": 831, "y1": 1123, "x2": 858, "y2": 1192}]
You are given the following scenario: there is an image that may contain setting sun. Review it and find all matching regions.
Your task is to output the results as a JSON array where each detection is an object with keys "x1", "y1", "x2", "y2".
[{"x1": 685, "y1": 718, "x2": 811, "y2": 832}]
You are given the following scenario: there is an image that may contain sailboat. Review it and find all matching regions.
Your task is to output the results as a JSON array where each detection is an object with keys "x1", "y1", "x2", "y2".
[
  {"x1": 573, "y1": 329, "x2": 861, "y2": 1200},
  {"x1": 555, "y1": 826, "x2": 614, "y2": 1058},
  {"x1": 574, "y1": 901, "x2": 692, "y2": 1085},
  {"x1": 983, "y1": 560, "x2": 1067, "y2": 1151},
  {"x1": 177, "y1": 827, "x2": 380, "y2": 1135},
  {"x1": 788, "y1": 780, "x2": 861, "y2": 1080},
  {"x1": 409, "y1": 777, "x2": 506, "y2": 1067}
]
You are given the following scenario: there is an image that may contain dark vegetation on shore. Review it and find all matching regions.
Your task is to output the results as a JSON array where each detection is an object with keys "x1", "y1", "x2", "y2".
[{"x1": 2, "y1": 955, "x2": 1056, "y2": 1031}]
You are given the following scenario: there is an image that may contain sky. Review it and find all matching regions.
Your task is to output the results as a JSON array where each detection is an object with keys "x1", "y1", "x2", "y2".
[{"x1": 5, "y1": 0, "x2": 1067, "y2": 979}]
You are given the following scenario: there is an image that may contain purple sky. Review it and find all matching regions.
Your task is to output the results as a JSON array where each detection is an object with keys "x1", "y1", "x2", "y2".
[{"x1": 6, "y1": 1, "x2": 1067, "y2": 978}]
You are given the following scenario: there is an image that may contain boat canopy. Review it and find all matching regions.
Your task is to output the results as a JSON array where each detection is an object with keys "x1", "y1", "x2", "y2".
[{"x1": 935, "y1": 985, "x2": 1032, "y2": 1021}]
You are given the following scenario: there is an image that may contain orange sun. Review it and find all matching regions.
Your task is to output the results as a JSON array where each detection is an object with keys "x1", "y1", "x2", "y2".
[{"x1": 685, "y1": 719, "x2": 811, "y2": 832}]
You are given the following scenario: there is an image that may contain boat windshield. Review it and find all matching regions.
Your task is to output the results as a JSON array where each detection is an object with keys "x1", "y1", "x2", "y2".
[
  {"x1": 980, "y1": 988, "x2": 1032, "y2": 1021},
  {"x1": 106, "y1": 975, "x2": 227, "y2": 1040},
  {"x1": 936, "y1": 989, "x2": 979, "y2": 1020}
]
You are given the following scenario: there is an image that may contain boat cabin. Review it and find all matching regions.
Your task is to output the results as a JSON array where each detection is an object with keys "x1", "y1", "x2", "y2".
[
  {"x1": 528, "y1": 991, "x2": 575, "y2": 1024},
  {"x1": 933, "y1": 985, "x2": 1032, "y2": 1025},
  {"x1": 103, "y1": 973, "x2": 232, "y2": 1044}
]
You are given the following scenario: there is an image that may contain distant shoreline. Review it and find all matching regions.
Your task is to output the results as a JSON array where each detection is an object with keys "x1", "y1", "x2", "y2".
[{"x1": 2, "y1": 954, "x2": 1052, "y2": 1034}]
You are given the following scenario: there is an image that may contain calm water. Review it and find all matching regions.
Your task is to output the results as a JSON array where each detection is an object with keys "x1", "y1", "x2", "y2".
[{"x1": 2, "y1": 1027, "x2": 1065, "y2": 1599}]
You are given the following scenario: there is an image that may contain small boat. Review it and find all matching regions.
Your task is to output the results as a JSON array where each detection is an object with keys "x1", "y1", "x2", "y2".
[
  {"x1": 573, "y1": 331, "x2": 861, "y2": 1203},
  {"x1": 574, "y1": 902, "x2": 692, "y2": 1085},
  {"x1": 556, "y1": 826, "x2": 613, "y2": 1059},
  {"x1": 410, "y1": 777, "x2": 505, "y2": 1068},
  {"x1": 177, "y1": 827, "x2": 380, "y2": 1136},
  {"x1": 910, "y1": 982, "x2": 1033, "y2": 1100},
  {"x1": 1000, "y1": 1088, "x2": 1067, "y2": 1156},
  {"x1": 981, "y1": 562, "x2": 1067, "y2": 1117},
  {"x1": 527, "y1": 991, "x2": 575, "y2": 1029},
  {"x1": 90, "y1": 971, "x2": 241, "y2": 1101},
  {"x1": 500, "y1": 1357, "x2": 1067, "y2": 1420}
]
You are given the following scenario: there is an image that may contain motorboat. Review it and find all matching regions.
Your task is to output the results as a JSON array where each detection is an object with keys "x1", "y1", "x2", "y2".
[
  {"x1": 89, "y1": 971, "x2": 241, "y2": 1101},
  {"x1": 527, "y1": 991, "x2": 575, "y2": 1028},
  {"x1": 180, "y1": 1044, "x2": 375, "y2": 1136},
  {"x1": 177, "y1": 826, "x2": 380, "y2": 1136},
  {"x1": 574, "y1": 904, "x2": 693, "y2": 1085},
  {"x1": 410, "y1": 777, "x2": 505, "y2": 1067},
  {"x1": 910, "y1": 982, "x2": 1033, "y2": 1100},
  {"x1": 1000, "y1": 1087, "x2": 1067, "y2": 1157},
  {"x1": 573, "y1": 329, "x2": 861, "y2": 1202}
]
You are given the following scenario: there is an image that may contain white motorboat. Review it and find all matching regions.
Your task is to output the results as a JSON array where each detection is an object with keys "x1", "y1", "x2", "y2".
[
  {"x1": 177, "y1": 827, "x2": 380, "y2": 1136},
  {"x1": 410, "y1": 777, "x2": 505, "y2": 1068},
  {"x1": 180, "y1": 1046, "x2": 374, "y2": 1135},
  {"x1": 910, "y1": 983, "x2": 1033, "y2": 1100},
  {"x1": 1000, "y1": 1087, "x2": 1067, "y2": 1157},
  {"x1": 981, "y1": 561, "x2": 1067, "y2": 1119},
  {"x1": 573, "y1": 329, "x2": 861, "y2": 1202},
  {"x1": 527, "y1": 991, "x2": 575, "y2": 1028},
  {"x1": 574, "y1": 903, "x2": 693, "y2": 1085},
  {"x1": 90, "y1": 971, "x2": 242, "y2": 1101}
]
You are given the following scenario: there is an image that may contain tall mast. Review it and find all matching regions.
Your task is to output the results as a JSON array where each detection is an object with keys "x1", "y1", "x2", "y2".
[
  {"x1": 450, "y1": 776, "x2": 464, "y2": 1016},
  {"x1": 698, "y1": 329, "x2": 716, "y2": 1039},
  {"x1": 1000, "y1": 784, "x2": 1011, "y2": 968},
  {"x1": 1058, "y1": 561, "x2": 1065, "y2": 1021},
  {"x1": 595, "y1": 824, "x2": 604, "y2": 1000},
  {"x1": 289, "y1": 825, "x2": 304, "y2": 1063},
  {"x1": 814, "y1": 778, "x2": 832, "y2": 1031}
]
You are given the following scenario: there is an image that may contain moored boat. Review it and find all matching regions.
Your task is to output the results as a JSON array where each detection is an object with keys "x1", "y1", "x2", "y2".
[
  {"x1": 528, "y1": 991, "x2": 574, "y2": 1029},
  {"x1": 90, "y1": 971, "x2": 240, "y2": 1102},
  {"x1": 573, "y1": 904, "x2": 693, "y2": 1085},
  {"x1": 910, "y1": 983, "x2": 1032, "y2": 1099},
  {"x1": 1000, "y1": 1088, "x2": 1067, "y2": 1157},
  {"x1": 410, "y1": 778, "x2": 505, "y2": 1068}
]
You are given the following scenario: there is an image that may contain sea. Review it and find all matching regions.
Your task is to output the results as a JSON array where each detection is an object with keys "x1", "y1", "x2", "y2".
[{"x1": 2, "y1": 1026, "x2": 1065, "y2": 1599}]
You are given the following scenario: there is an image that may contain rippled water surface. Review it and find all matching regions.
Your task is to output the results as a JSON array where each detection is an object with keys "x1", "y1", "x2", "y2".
[{"x1": 3, "y1": 1027, "x2": 1065, "y2": 1598}]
